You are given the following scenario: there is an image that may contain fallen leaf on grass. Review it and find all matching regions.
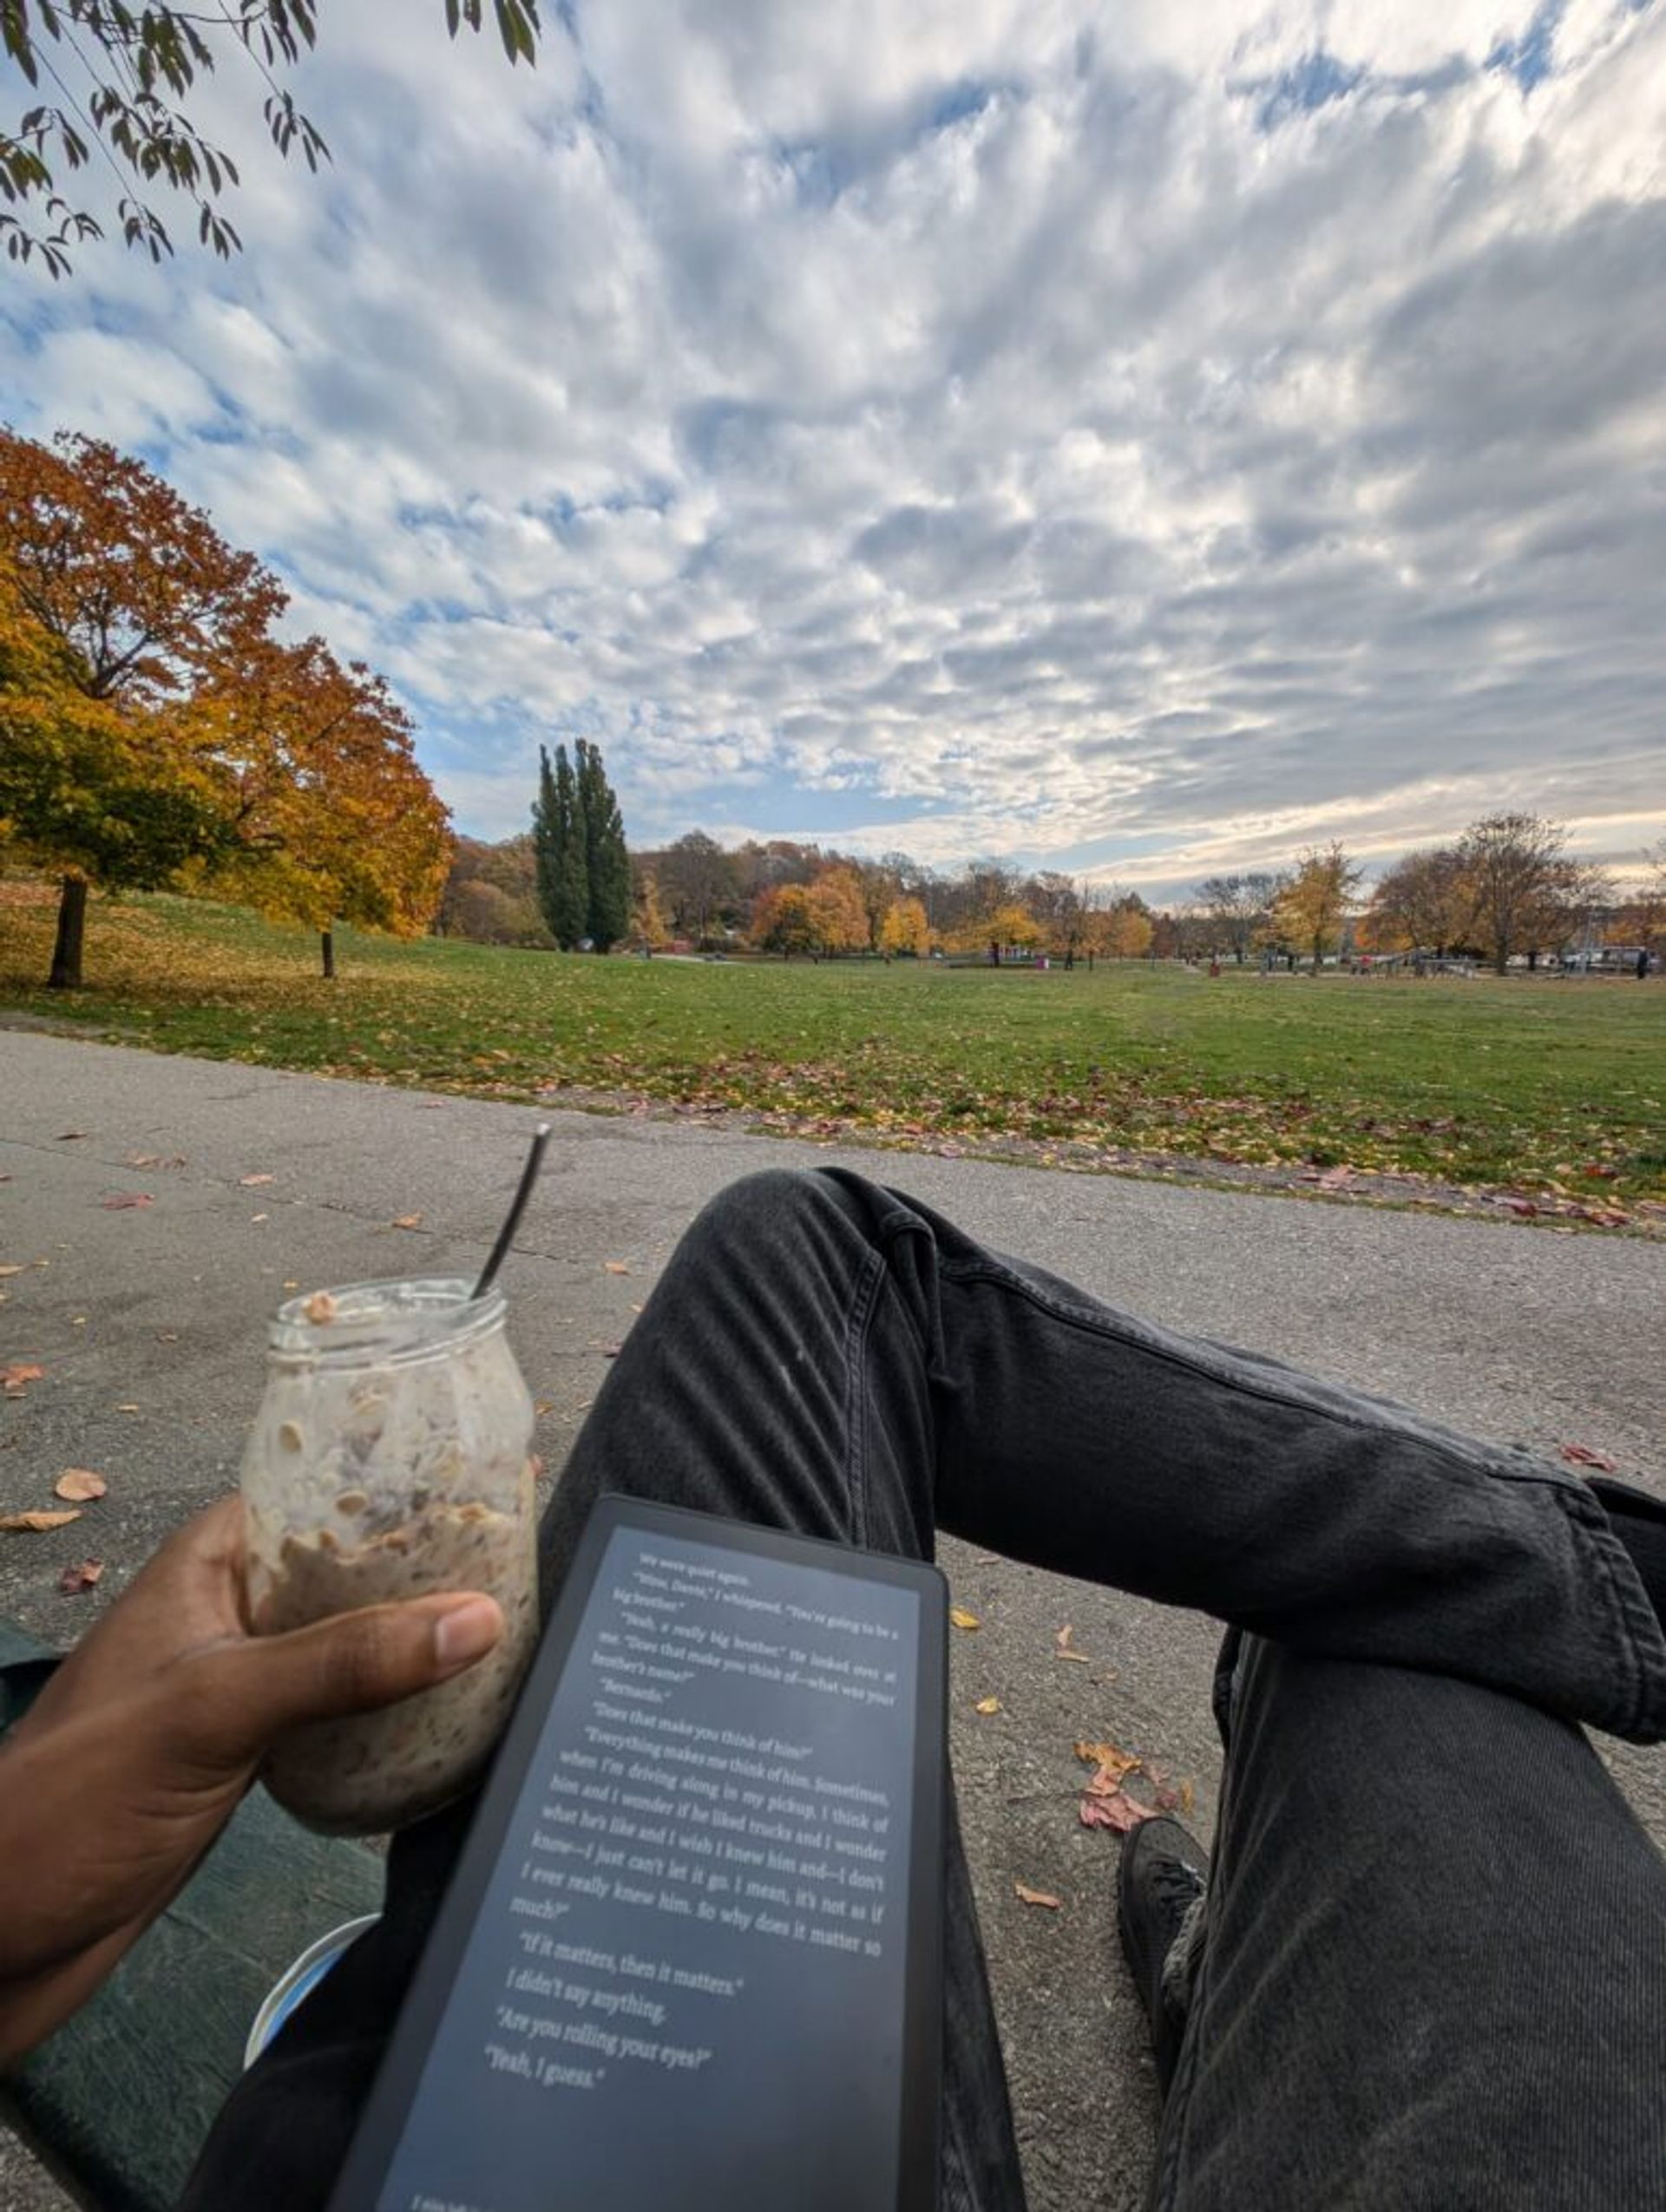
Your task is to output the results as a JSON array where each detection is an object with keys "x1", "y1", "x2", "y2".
[
  {"x1": 239, "y1": 1173, "x2": 275, "y2": 1187},
  {"x1": 949, "y1": 1607, "x2": 981, "y2": 1631},
  {"x1": 3, "y1": 1363, "x2": 45, "y2": 1395},
  {"x1": 974, "y1": 1696, "x2": 1002, "y2": 1715},
  {"x1": 100, "y1": 1192, "x2": 154, "y2": 1211},
  {"x1": 1560, "y1": 1443, "x2": 1618, "y2": 1472},
  {"x1": 1054, "y1": 1624, "x2": 1091, "y2": 1662},
  {"x1": 391, "y1": 1213, "x2": 424, "y2": 1231},
  {"x1": 1079, "y1": 1790, "x2": 1158, "y2": 1834},
  {"x1": 54, "y1": 1469, "x2": 107, "y2": 1501},
  {"x1": 1, "y1": 1509, "x2": 82, "y2": 1532},
  {"x1": 58, "y1": 1560, "x2": 103, "y2": 1594},
  {"x1": 1013, "y1": 1882, "x2": 1062, "y2": 1910}
]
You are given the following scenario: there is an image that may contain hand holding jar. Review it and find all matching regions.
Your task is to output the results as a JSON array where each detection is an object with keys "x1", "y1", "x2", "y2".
[{"x1": 240, "y1": 1278, "x2": 541, "y2": 1835}]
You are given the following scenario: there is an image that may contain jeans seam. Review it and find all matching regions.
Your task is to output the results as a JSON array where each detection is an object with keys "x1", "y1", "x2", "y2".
[
  {"x1": 843, "y1": 1247, "x2": 886, "y2": 1551},
  {"x1": 1570, "y1": 1498, "x2": 1650, "y2": 1739}
]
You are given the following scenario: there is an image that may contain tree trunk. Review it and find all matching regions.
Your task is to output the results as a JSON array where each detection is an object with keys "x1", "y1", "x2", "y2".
[
  {"x1": 48, "y1": 876, "x2": 89, "y2": 991},
  {"x1": 320, "y1": 928, "x2": 337, "y2": 980}
]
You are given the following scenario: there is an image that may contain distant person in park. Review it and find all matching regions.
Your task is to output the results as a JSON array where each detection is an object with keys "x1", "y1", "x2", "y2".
[
  {"x1": 5, "y1": 1168, "x2": 1666, "y2": 2210},
  {"x1": 1640, "y1": 949, "x2": 1651, "y2": 981},
  {"x1": 989, "y1": 937, "x2": 1001, "y2": 967}
]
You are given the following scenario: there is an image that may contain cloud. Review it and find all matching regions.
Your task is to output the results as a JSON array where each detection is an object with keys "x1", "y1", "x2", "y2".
[{"x1": 3, "y1": 0, "x2": 1663, "y2": 893}]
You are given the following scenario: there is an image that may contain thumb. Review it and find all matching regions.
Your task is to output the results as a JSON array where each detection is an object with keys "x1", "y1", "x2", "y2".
[{"x1": 204, "y1": 1593, "x2": 506, "y2": 1756}]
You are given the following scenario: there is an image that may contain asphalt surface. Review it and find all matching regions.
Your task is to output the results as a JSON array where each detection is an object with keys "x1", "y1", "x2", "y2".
[{"x1": 3, "y1": 1028, "x2": 1663, "y2": 2212}]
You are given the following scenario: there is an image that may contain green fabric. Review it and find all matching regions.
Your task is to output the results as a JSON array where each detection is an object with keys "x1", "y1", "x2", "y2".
[{"x1": 0, "y1": 1621, "x2": 383, "y2": 2212}]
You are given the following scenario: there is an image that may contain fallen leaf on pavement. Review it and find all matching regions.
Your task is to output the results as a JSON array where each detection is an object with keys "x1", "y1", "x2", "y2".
[
  {"x1": 55, "y1": 1131, "x2": 87, "y2": 1142},
  {"x1": 54, "y1": 1469, "x2": 108, "y2": 1501},
  {"x1": 127, "y1": 1155, "x2": 184, "y2": 1170},
  {"x1": 1013, "y1": 1882, "x2": 1062, "y2": 1910},
  {"x1": 1079, "y1": 1790, "x2": 1158, "y2": 1834},
  {"x1": 1, "y1": 1509, "x2": 82, "y2": 1532},
  {"x1": 1075, "y1": 1739, "x2": 1142, "y2": 1790},
  {"x1": 1154, "y1": 1781, "x2": 1197, "y2": 1816},
  {"x1": 115, "y1": 1403, "x2": 141, "y2": 1413},
  {"x1": 58, "y1": 1560, "x2": 103, "y2": 1594},
  {"x1": 0, "y1": 1265, "x2": 24, "y2": 1279},
  {"x1": 100, "y1": 1192, "x2": 154, "y2": 1210},
  {"x1": 391, "y1": 1213, "x2": 424, "y2": 1230},
  {"x1": 303, "y1": 1292, "x2": 339, "y2": 1325},
  {"x1": 1055, "y1": 1624, "x2": 1091, "y2": 1662},
  {"x1": 949, "y1": 1607, "x2": 981, "y2": 1631},
  {"x1": 535, "y1": 1397, "x2": 556, "y2": 1416},
  {"x1": 974, "y1": 1696, "x2": 1002, "y2": 1715},
  {"x1": 250, "y1": 1213, "x2": 269, "y2": 1224},
  {"x1": 603, "y1": 1260, "x2": 631, "y2": 1274},
  {"x1": 3, "y1": 1363, "x2": 45, "y2": 1395},
  {"x1": 239, "y1": 1173, "x2": 275, "y2": 1187},
  {"x1": 1560, "y1": 1443, "x2": 1618, "y2": 1472}
]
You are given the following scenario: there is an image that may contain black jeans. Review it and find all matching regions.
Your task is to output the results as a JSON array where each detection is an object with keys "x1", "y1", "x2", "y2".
[{"x1": 185, "y1": 1168, "x2": 1666, "y2": 2210}]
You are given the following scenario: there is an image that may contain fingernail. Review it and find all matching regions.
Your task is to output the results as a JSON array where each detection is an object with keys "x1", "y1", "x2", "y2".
[{"x1": 434, "y1": 1597, "x2": 503, "y2": 1672}]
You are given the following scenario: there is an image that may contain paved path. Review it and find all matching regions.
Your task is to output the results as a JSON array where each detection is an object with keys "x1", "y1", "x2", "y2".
[{"x1": 3, "y1": 1030, "x2": 1663, "y2": 2212}]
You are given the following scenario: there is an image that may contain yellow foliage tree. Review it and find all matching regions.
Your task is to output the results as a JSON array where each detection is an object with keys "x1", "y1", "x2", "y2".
[
  {"x1": 986, "y1": 901, "x2": 1043, "y2": 952},
  {"x1": 879, "y1": 895, "x2": 930, "y2": 956},
  {"x1": 1096, "y1": 903, "x2": 1154, "y2": 959},
  {"x1": 200, "y1": 636, "x2": 451, "y2": 976},
  {"x1": 804, "y1": 866, "x2": 871, "y2": 955},
  {"x1": 1273, "y1": 844, "x2": 1364, "y2": 972}
]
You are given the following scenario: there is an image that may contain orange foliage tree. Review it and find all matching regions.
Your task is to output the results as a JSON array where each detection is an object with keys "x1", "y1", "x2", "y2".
[
  {"x1": 803, "y1": 866, "x2": 871, "y2": 955},
  {"x1": 879, "y1": 895, "x2": 930, "y2": 956},
  {"x1": 0, "y1": 428, "x2": 282, "y2": 985},
  {"x1": 203, "y1": 637, "x2": 451, "y2": 976},
  {"x1": 0, "y1": 427, "x2": 449, "y2": 985}
]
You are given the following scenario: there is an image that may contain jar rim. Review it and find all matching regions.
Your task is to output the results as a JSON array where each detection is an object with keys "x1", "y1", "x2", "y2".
[{"x1": 267, "y1": 1279, "x2": 507, "y2": 1367}]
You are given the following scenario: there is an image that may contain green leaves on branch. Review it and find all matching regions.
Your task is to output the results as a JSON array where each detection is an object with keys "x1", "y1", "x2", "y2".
[{"x1": 1, "y1": 0, "x2": 539, "y2": 277}]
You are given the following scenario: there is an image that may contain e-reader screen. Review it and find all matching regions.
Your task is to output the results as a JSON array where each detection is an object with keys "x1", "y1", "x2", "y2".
[{"x1": 330, "y1": 1495, "x2": 946, "y2": 2212}]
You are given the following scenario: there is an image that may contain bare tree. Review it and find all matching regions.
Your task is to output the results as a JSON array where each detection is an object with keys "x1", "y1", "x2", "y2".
[
  {"x1": 1455, "y1": 813, "x2": 1578, "y2": 974},
  {"x1": 1364, "y1": 847, "x2": 1471, "y2": 957},
  {"x1": 656, "y1": 830, "x2": 738, "y2": 947},
  {"x1": 1195, "y1": 872, "x2": 1280, "y2": 963}
]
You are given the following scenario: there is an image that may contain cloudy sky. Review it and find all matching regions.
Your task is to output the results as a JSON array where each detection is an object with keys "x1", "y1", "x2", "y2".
[{"x1": 4, "y1": 0, "x2": 1663, "y2": 895}]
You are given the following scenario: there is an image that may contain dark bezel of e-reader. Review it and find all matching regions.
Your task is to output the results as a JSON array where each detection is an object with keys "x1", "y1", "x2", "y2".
[{"x1": 327, "y1": 1493, "x2": 947, "y2": 2212}]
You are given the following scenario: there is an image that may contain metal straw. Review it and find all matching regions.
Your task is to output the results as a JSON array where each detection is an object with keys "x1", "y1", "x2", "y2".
[{"x1": 471, "y1": 1122, "x2": 552, "y2": 1300}]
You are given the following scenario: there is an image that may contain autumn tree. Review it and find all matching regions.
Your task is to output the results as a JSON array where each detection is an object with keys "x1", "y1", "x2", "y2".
[
  {"x1": 751, "y1": 883, "x2": 817, "y2": 959},
  {"x1": 1196, "y1": 872, "x2": 1279, "y2": 963},
  {"x1": 1, "y1": 0, "x2": 541, "y2": 278},
  {"x1": 879, "y1": 896, "x2": 930, "y2": 957},
  {"x1": 0, "y1": 426, "x2": 284, "y2": 985},
  {"x1": 631, "y1": 862, "x2": 671, "y2": 951},
  {"x1": 440, "y1": 834, "x2": 548, "y2": 945},
  {"x1": 804, "y1": 866, "x2": 870, "y2": 956},
  {"x1": 1096, "y1": 900, "x2": 1154, "y2": 960},
  {"x1": 1361, "y1": 847, "x2": 1472, "y2": 958},
  {"x1": 203, "y1": 635, "x2": 451, "y2": 976},
  {"x1": 0, "y1": 562, "x2": 237, "y2": 978},
  {"x1": 1273, "y1": 844, "x2": 1363, "y2": 972},
  {"x1": 1454, "y1": 812, "x2": 1589, "y2": 974}
]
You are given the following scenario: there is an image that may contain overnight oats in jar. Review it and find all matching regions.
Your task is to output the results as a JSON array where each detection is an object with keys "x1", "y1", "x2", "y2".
[{"x1": 241, "y1": 1279, "x2": 539, "y2": 1834}]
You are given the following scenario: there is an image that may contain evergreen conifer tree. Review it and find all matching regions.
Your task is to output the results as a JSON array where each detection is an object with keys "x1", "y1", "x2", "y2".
[
  {"x1": 577, "y1": 737, "x2": 631, "y2": 951},
  {"x1": 553, "y1": 744, "x2": 589, "y2": 947},
  {"x1": 530, "y1": 741, "x2": 589, "y2": 948}
]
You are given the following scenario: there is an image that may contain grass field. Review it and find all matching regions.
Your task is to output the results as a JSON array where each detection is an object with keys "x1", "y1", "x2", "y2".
[{"x1": 3, "y1": 883, "x2": 1663, "y2": 1215}]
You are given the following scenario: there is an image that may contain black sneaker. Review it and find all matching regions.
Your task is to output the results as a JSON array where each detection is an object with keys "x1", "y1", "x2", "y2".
[{"x1": 1118, "y1": 1815, "x2": 1210, "y2": 2096}]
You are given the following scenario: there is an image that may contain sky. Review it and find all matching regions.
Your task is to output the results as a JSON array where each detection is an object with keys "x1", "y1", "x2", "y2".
[{"x1": 3, "y1": 0, "x2": 1663, "y2": 899}]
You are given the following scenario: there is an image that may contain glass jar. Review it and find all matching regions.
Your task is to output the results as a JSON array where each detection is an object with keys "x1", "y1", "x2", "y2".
[{"x1": 241, "y1": 1279, "x2": 539, "y2": 1836}]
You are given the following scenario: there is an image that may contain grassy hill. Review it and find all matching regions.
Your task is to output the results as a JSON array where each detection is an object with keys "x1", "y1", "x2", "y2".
[{"x1": 3, "y1": 881, "x2": 1661, "y2": 1217}]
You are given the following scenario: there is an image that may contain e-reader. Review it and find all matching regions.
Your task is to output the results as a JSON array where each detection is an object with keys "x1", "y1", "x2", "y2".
[{"x1": 328, "y1": 1495, "x2": 947, "y2": 2212}]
